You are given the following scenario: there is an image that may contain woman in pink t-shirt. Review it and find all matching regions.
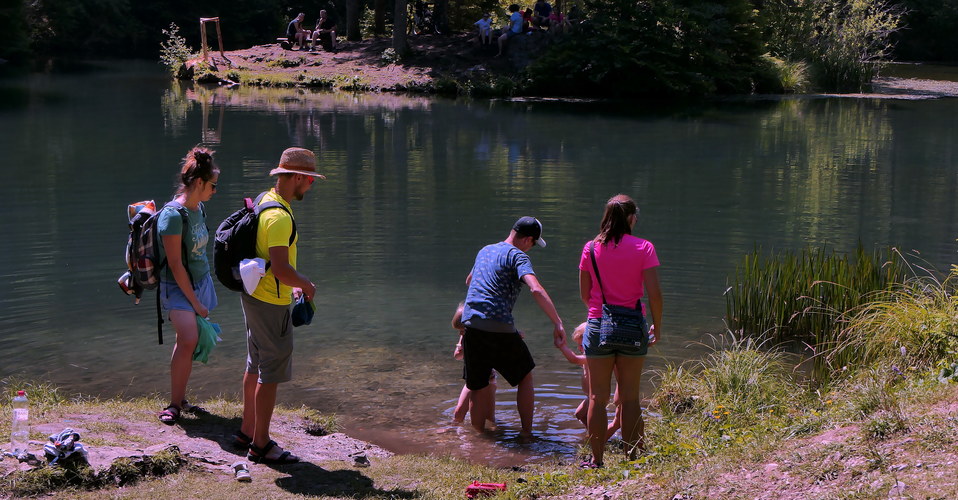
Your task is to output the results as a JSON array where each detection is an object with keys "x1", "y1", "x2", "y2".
[{"x1": 576, "y1": 194, "x2": 662, "y2": 468}]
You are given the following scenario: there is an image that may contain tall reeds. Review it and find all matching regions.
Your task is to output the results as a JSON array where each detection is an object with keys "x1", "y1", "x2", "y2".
[
  {"x1": 827, "y1": 267, "x2": 958, "y2": 377},
  {"x1": 724, "y1": 245, "x2": 909, "y2": 362}
]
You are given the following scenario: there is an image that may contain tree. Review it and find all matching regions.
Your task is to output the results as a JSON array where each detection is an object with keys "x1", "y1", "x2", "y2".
[
  {"x1": 434, "y1": 0, "x2": 448, "y2": 33},
  {"x1": 374, "y1": 0, "x2": 388, "y2": 35},
  {"x1": 346, "y1": 0, "x2": 362, "y2": 40},
  {"x1": 393, "y1": 0, "x2": 409, "y2": 55}
]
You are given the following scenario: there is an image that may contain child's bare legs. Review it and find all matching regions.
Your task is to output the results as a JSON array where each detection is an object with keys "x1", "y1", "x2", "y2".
[
  {"x1": 575, "y1": 398, "x2": 589, "y2": 426},
  {"x1": 453, "y1": 384, "x2": 470, "y2": 423},
  {"x1": 575, "y1": 364, "x2": 589, "y2": 426},
  {"x1": 607, "y1": 384, "x2": 621, "y2": 438},
  {"x1": 607, "y1": 403, "x2": 621, "y2": 438}
]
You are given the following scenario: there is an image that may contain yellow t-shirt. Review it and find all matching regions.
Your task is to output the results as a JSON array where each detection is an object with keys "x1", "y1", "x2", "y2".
[{"x1": 251, "y1": 188, "x2": 297, "y2": 305}]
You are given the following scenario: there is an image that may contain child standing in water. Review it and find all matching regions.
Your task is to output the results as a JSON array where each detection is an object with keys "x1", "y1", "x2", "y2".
[
  {"x1": 451, "y1": 303, "x2": 497, "y2": 427},
  {"x1": 557, "y1": 322, "x2": 622, "y2": 438}
]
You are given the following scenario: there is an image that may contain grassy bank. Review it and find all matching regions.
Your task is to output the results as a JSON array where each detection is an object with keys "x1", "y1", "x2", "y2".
[{"x1": 2, "y1": 343, "x2": 957, "y2": 499}]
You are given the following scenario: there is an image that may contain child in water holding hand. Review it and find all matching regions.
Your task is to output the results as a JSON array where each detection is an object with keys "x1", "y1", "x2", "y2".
[
  {"x1": 557, "y1": 322, "x2": 622, "y2": 438},
  {"x1": 451, "y1": 303, "x2": 497, "y2": 427}
]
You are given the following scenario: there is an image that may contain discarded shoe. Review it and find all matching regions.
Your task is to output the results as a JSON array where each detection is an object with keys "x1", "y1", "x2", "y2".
[
  {"x1": 231, "y1": 461, "x2": 251, "y2": 482},
  {"x1": 352, "y1": 454, "x2": 370, "y2": 467}
]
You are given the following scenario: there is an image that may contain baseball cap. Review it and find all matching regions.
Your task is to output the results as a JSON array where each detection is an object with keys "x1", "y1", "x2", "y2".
[{"x1": 512, "y1": 216, "x2": 547, "y2": 247}]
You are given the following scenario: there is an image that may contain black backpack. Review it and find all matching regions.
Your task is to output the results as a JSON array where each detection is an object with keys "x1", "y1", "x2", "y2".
[{"x1": 214, "y1": 192, "x2": 296, "y2": 293}]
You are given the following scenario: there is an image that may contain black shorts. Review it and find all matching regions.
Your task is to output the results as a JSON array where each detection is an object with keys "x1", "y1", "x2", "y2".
[{"x1": 463, "y1": 327, "x2": 535, "y2": 390}]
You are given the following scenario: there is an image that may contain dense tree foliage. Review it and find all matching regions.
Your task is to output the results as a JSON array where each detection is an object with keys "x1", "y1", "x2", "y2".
[
  {"x1": 526, "y1": 0, "x2": 772, "y2": 96},
  {"x1": 1, "y1": 0, "x2": 946, "y2": 94},
  {"x1": 893, "y1": 0, "x2": 958, "y2": 61}
]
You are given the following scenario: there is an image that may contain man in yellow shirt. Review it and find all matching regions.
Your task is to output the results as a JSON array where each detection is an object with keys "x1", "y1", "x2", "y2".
[{"x1": 237, "y1": 147, "x2": 324, "y2": 464}]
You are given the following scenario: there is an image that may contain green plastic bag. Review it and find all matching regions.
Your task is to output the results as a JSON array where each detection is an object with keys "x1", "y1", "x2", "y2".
[{"x1": 193, "y1": 316, "x2": 221, "y2": 364}]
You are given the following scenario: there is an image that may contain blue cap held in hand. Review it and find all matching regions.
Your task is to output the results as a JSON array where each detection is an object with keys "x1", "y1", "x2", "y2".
[{"x1": 292, "y1": 295, "x2": 315, "y2": 327}]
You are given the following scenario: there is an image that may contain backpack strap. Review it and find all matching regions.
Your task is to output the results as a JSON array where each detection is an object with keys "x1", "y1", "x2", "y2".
[
  {"x1": 253, "y1": 192, "x2": 298, "y2": 298},
  {"x1": 154, "y1": 201, "x2": 198, "y2": 345}
]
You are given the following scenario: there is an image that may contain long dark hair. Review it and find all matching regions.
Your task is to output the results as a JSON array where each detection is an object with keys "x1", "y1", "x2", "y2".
[
  {"x1": 595, "y1": 194, "x2": 637, "y2": 246},
  {"x1": 175, "y1": 146, "x2": 218, "y2": 195}
]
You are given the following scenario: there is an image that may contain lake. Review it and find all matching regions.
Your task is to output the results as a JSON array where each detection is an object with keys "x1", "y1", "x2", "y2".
[{"x1": 1, "y1": 61, "x2": 956, "y2": 465}]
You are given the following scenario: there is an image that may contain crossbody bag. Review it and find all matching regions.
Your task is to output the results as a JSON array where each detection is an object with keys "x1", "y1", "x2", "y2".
[{"x1": 589, "y1": 241, "x2": 650, "y2": 351}]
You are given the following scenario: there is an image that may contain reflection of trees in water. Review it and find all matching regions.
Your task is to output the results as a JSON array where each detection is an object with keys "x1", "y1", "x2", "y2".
[
  {"x1": 171, "y1": 86, "x2": 958, "y2": 275},
  {"x1": 160, "y1": 82, "x2": 193, "y2": 138}
]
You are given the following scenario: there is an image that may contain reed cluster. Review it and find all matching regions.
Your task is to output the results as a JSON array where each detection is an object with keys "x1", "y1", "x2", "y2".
[
  {"x1": 724, "y1": 244, "x2": 908, "y2": 352},
  {"x1": 827, "y1": 266, "x2": 958, "y2": 377}
]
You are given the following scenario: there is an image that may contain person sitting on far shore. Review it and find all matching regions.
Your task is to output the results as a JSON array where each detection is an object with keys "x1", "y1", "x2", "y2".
[
  {"x1": 287, "y1": 13, "x2": 311, "y2": 50},
  {"x1": 533, "y1": 0, "x2": 552, "y2": 29},
  {"x1": 496, "y1": 4, "x2": 524, "y2": 57},
  {"x1": 310, "y1": 10, "x2": 338, "y2": 51},
  {"x1": 523, "y1": 8, "x2": 534, "y2": 32},
  {"x1": 474, "y1": 13, "x2": 493, "y2": 46}
]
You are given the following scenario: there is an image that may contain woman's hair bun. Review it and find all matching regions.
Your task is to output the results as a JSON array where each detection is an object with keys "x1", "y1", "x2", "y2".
[{"x1": 193, "y1": 150, "x2": 211, "y2": 164}]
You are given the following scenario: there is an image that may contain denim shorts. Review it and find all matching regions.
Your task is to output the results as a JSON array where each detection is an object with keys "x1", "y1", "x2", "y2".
[
  {"x1": 582, "y1": 317, "x2": 649, "y2": 358},
  {"x1": 159, "y1": 274, "x2": 218, "y2": 316}
]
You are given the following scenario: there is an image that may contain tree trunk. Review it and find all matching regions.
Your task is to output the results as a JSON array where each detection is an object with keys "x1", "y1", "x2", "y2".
[
  {"x1": 393, "y1": 0, "x2": 409, "y2": 55},
  {"x1": 433, "y1": 0, "x2": 448, "y2": 34},
  {"x1": 346, "y1": 0, "x2": 361, "y2": 41},
  {"x1": 374, "y1": 0, "x2": 387, "y2": 36}
]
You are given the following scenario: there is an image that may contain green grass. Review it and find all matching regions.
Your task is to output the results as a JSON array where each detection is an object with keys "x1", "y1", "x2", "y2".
[
  {"x1": 724, "y1": 244, "x2": 910, "y2": 380},
  {"x1": 827, "y1": 267, "x2": 958, "y2": 378}
]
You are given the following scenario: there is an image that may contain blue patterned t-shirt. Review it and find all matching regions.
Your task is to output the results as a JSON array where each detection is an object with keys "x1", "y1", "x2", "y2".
[{"x1": 462, "y1": 242, "x2": 535, "y2": 330}]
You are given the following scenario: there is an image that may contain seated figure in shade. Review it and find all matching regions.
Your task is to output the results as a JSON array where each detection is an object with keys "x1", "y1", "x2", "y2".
[
  {"x1": 287, "y1": 13, "x2": 311, "y2": 50},
  {"x1": 310, "y1": 10, "x2": 338, "y2": 51},
  {"x1": 474, "y1": 13, "x2": 493, "y2": 45},
  {"x1": 533, "y1": 0, "x2": 552, "y2": 29}
]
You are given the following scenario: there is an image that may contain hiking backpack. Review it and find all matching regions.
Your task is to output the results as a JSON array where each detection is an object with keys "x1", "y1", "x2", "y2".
[
  {"x1": 119, "y1": 200, "x2": 196, "y2": 344},
  {"x1": 214, "y1": 192, "x2": 296, "y2": 293}
]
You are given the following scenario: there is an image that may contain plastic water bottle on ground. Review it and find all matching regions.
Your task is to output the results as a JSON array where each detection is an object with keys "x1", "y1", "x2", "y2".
[{"x1": 11, "y1": 390, "x2": 29, "y2": 457}]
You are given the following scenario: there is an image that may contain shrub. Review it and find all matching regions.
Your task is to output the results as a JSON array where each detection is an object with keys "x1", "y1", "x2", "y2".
[
  {"x1": 760, "y1": 0, "x2": 905, "y2": 92},
  {"x1": 159, "y1": 23, "x2": 194, "y2": 76}
]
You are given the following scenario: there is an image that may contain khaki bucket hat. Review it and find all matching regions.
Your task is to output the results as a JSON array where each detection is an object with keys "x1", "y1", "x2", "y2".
[{"x1": 269, "y1": 147, "x2": 326, "y2": 178}]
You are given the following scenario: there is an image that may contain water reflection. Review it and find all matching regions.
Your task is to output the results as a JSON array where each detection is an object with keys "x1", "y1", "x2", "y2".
[{"x1": 2, "y1": 67, "x2": 958, "y2": 466}]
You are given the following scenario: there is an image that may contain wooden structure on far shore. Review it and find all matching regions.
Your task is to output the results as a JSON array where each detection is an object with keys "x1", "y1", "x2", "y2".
[{"x1": 199, "y1": 17, "x2": 231, "y2": 67}]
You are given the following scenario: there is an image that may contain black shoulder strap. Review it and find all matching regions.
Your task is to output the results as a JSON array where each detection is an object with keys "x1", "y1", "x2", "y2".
[
  {"x1": 254, "y1": 192, "x2": 297, "y2": 246},
  {"x1": 589, "y1": 241, "x2": 608, "y2": 305},
  {"x1": 154, "y1": 201, "x2": 196, "y2": 346},
  {"x1": 253, "y1": 192, "x2": 298, "y2": 298}
]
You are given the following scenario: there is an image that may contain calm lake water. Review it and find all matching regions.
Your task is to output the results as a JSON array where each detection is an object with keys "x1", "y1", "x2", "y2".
[{"x1": 1, "y1": 61, "x2": 957, "y2": 465}]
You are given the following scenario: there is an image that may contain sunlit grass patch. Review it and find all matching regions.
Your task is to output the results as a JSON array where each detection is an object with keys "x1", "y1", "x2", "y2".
[{"x1": 828, "y1": 268, "x2": 958, "y2": 377}]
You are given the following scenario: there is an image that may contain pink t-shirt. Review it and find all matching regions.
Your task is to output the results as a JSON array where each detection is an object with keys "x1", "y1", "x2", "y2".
[{"x1": 578, "y1": 234, "x2": 659, "y2": 319}]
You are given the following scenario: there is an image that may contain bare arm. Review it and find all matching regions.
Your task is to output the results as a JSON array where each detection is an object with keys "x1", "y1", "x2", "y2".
[
  {"x1": 557, "y1": 342, "x2": 586, "y2": 365},
  {"x1": 268, "y1": 246, "x2": 316, "y2": 301},
  {"x1": 162, "y1": 233, "x2": 208, "y2": 318},
  {"x1": 643, "y1": 267, "x2": 662, "y2": 344},
  {"x1": 579, "y1": 268, "x2": 592, "y2": 307},
  {"x1": 521, "y1": 273, "x2": 566, "y2": 346}
]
